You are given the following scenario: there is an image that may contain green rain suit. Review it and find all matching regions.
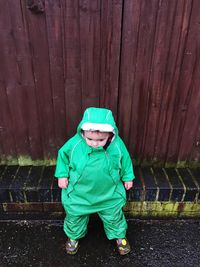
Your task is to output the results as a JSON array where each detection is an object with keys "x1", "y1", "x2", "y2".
[{"x1": 55, "y1": 107, "x2": 135, "y2": 240}]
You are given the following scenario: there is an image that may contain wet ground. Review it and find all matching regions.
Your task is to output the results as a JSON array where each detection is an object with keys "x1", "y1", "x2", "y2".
[{"x1": 0, "y1": 218, "x2": 200, "y2": 267}]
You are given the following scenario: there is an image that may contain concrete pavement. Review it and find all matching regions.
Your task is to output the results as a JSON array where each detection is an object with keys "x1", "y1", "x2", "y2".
[{"x1": 0, "y1": 218, "x2": 200, "y2": 267}]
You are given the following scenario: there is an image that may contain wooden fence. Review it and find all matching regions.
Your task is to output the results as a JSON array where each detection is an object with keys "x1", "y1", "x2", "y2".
[{"x1": 0, "y1": 0, "x2": 200, "y2": 166}]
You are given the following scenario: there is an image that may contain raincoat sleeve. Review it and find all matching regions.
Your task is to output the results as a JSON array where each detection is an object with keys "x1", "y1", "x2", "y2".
[
  {"x1": 54, "y1": 144, "x2": 70, "y2": 178},
  {"x1": 119, "y1": 138, "x2": 135, "y2": 182}
]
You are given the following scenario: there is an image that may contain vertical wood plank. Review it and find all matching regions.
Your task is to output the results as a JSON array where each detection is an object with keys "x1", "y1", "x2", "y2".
[
  {"x1": 99, "y1": 0, "x2": 123, "y2": 118},
  {"x1": 152, "y1": 0, "x2": 193, "y2": 165},
  {"x1": 119, "y1": 0, "x2": 160, "y2": 161},
  {"x1": 177, "y1": 0, "x2": 200, "y2": 164},
  {"x1": 0, "y1": 6, "x2": 17, "y2": 161},
  {"x1": 134, "y1": 0, "x2": 160, "y2": 163},
  {"x1": 7, "y1": 0, "x2": 44, "y2": 160},
  {"x1": 0, "y1": 1, "x2": 30, "y2": 161},
  {"x1": 24, "y1": 1, "x2": 56, "y2": 158},
  {"x1": 63, "y1": 0, "x2": 82, "y2": 138},
  {"x1": 79, "y1": 0, "x2": 101, "y2": 110},
  {"x1": 45, "y1": 0, "x2": 67, "y2": 148},
  {"x1": 189, "y1": 120, "x2": 200, "y2": 163},
  {"x1": 118, "y1": 0, "x2": 141, "y2": 154},
  {"x1": 0, "y1": 81, "x2": 17, "y2": 161},
  {"x1": 142, "y1": 0, "x2": 177, "y2": 162},
  {"x1": 165, "y1": 0, "x2": 197, "y2": 164}
]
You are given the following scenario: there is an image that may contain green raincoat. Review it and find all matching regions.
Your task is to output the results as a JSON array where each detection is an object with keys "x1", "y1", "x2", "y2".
[{"x1": 55, "y1": 107, "x2": 135, "y2": 240}]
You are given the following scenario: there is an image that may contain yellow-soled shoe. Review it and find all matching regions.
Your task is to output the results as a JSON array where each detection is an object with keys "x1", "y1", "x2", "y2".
[
  {"x1": 66, "y1": 239, "x2": 79, "y2": 255},
  {"x1": 116, "y1": 238, "x2": 131, "y2": 255}
]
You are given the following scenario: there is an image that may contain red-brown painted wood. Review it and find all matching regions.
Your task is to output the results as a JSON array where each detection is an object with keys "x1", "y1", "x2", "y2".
[
  {"x1": 0, "y1": 0, "x2": 199, "y2": 166},
  {"x1": 24, "y1": 0, "x2": 56, "y2": 158},
  {"x1": 99, "y1": 0, "x2": 123, "y2": 118},
  {"x1": 63, "y1": 0, "x2": 82, "y2": 138}
]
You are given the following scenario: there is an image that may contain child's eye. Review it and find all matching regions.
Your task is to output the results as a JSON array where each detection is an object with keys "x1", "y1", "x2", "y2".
[{"x1": 99, "y1": 139, "x2": 104, "y2": 142}]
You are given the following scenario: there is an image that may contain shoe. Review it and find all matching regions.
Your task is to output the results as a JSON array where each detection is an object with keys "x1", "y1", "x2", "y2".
[
  {"x1": 66, "y1": 238, "x2": 79, "y2": 255},
  {"x1": 116, "y1": 238, "x2": 131, "y2": 255}
]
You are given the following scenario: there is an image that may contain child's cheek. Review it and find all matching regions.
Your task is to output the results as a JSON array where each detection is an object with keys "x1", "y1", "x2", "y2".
[
  {"x1": 85, "y1": 140, "x2": 91, "y2": 146},
  {"x1": 101, "y1": 140, "x2": 107, "y2": 146}
]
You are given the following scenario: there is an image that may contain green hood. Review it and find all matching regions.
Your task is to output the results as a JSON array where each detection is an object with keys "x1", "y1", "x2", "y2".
[{"x1": 77, "y1": 107, "x2": 118, "y2": 138}]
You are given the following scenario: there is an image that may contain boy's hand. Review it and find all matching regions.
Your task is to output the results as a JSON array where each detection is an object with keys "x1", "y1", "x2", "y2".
[
  {"x1": 58, "y1": 178, "x2": 68, "y2": 188},
  {"x1": 124, "y1": 181, "x2": 133, "y2": 190}
]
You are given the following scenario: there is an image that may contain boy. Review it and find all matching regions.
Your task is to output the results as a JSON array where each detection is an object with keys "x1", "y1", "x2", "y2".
[{"x1": 55, "y1": 107, "x2": 135, "y2": 255}]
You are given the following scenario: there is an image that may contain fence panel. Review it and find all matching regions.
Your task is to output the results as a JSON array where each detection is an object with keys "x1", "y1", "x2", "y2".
[{"x1": 0, "y1": 0, "x2": 199, "y2": 166}]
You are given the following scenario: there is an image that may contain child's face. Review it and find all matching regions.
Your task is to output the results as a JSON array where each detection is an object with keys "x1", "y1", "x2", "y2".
[{"x1": 83, "y1": 131, "x2": 110, "y2": 148}]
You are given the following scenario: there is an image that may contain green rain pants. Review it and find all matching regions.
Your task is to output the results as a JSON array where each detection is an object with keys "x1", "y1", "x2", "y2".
[{"x1": 63, "y1": 204, "x2": 127, "y2": 240}]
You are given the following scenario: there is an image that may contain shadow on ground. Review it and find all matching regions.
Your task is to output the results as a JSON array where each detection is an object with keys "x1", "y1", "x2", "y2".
[{"x1": 0, "y1": 218, "x2": 200, "y2": 267}]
